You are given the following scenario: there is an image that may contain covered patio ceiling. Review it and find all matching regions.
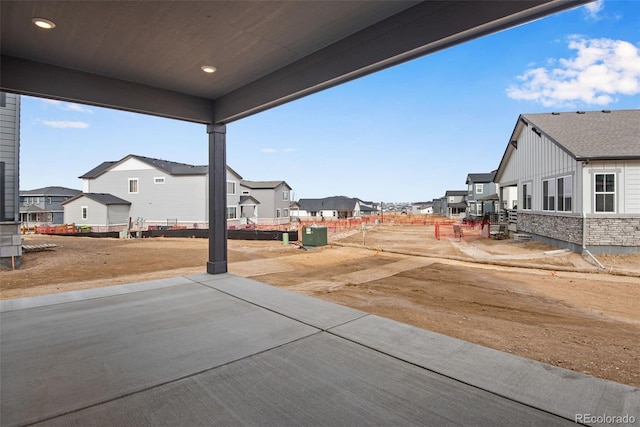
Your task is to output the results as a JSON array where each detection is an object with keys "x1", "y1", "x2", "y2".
[{"x1": 2, "y1": 1, "x2": 589, "y2": 125}]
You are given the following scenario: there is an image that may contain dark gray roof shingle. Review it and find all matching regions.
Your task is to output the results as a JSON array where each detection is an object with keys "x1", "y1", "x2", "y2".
[
  {"x1": 521, "y1": 110, "x2": 640, "y2": 159},
  {"x1": 20, "y1": 186, "x2": 81, "y2": 196},
  {"x1": 61, "y1": 193, "x2": 131, "y2": 206}
]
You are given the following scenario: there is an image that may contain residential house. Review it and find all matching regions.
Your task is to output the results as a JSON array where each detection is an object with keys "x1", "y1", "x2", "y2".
[
  {"x1": 494, "y1": 110, "x2": 640, "y2": 254},
  {"x1": 411, "y1": 201, "x2": 434, "y2": 215},
  {"x1": 0, "y1": 92, "x2": 21, "y2": 267},
  {"x1": 61, "y1": 193, "x2": 131, "y2": 229},
  {"x1": 292, "y1": 196, "x2": 378, "y2": 220},
  {"x1": 240, "y1": 180, "x2": 292, "y2": 225},
  {"x1": 70, "y1": 154, "x2": 292, "y2": 230},
  {"x1": 20, "y1": 186, "x2": 81, "y2": 226},
  {"x1": 442, "y1": 190, "x2": 467, "y2": 218},
  {"x1": 465, "y1": 172, "x2": 499, "y2": 219}
]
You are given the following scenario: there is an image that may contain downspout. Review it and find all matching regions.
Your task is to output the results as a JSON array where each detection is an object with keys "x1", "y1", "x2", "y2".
[{"x1": 582, "y1": 212, "x2": 606, "y2": 269}]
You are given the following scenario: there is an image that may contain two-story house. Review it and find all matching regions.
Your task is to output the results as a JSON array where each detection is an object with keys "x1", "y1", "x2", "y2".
[
  {"x1": 495, "y1": 110, "x2": 640, "y2": 254},
  {"x1": 63, "y1": 154, "x2": 292, "y2": 230},
  {"x1": 442, "y1": 190, "x2": 467, "y2": 218},
  {"x1": 465, "y1": 172, "x2": 499, "y2": 220},
  {"x1": 20, "y1": 186, "x2": 81, "y2": 226},
  {"x1": 240, "y1": 180, "x2": 292, "y2": 226}
]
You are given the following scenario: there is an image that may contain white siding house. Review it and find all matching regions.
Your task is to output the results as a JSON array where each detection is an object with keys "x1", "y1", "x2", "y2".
[
  {"x1": 495, "y1": 110, "x2": 640, "y2": 254},
  {"x1": 62, "y1": 193, "x2": 131, "y2": 228},
  {"x1": 240, "y1": 180, "x2": 292, "y2": 226},
  {"x1": 72, "y1": 154, "x2": 291, "y2": 229}
]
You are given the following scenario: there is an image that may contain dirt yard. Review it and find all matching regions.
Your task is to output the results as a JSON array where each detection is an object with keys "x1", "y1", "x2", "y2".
[{"x1": 2, "y1": 224, "x2": 639, "y2": 388}]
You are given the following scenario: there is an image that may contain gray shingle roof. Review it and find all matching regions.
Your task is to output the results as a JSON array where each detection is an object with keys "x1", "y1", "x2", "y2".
[
  {"x1": 445, "y1": 190, "x2": 467, "y2": 197},
  {"x1": 79, "y1": 155, "x2": 208, "y2": 179},
  {"x1": 466, "y1": 173, "x2": 495, "y2": 184},
  {"x1": 241, "y1": 180, "x2": 290, "y2": 190},
  {"x1": 20, "y1": 186, "x2": 81, "y2": 196},
  {"x1": 61, "y1": 193, "x2": 131, "y2": 206},
  {"x1": 297, "y1": 196, "x2": 358, "y2": 211},
  {"x1": 521, "y1": 110, "x2": 640, "y2": 159}
]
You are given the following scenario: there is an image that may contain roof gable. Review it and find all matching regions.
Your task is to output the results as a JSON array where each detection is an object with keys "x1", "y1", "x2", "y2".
[
  {"x1": 62, "y1": 193, "x2": 131, "y2": 206},
  {"x1": 297, "y1": 196, "x2": 358, "y2": 211},
  {"x1": 20, "y1": 186, "x2": 81, "y2": 196},
  {"x1": 521, "y1": 110, "x2": 640, "y2": 160},
  {"x1": 240, "y1": 180, "x2": 290, "y2": 190},
  {"x1": 466, "y1": 172, "x2": 496, "y2": 184}
]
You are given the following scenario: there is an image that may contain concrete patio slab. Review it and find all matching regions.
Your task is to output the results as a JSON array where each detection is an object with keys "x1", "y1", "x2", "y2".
[{"x1": 2, "y1": 273, "x2": 638, "y2": 426}]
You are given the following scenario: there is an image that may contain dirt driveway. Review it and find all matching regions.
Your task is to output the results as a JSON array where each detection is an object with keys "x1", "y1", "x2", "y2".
[{"x1": 2, "y1": 224, "x2": 639, "y2": 388}]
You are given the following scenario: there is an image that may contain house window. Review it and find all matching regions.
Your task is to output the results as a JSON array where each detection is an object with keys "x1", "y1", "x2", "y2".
[
  {"x1": 276, "y1": 209, "x2": 281, "y2": 218},
  {"x1": 557, "y1": 176, "x2": 572, "y2": 212},
  {"x1": 595, "y1": 173, "x2": 615, "y2": 212},
  {"x1": 128, "y1": 178, "x2": 139, "y2": 194},
  {"x1": 227, "y1": 206, "x2": 237, "y2": 219},
  {"x1": 282, "y1": 191, "x2": 289, "y2": 201},
  {"x1": 242, "y1": 190, "x2": 250, "y2": 195},
  {"x1": 522, "y1": 182, "x2": 532, "y2": 210},
  {"x1": 542, "y1": 179, "x2": 555, "y2": 211},
  {"x1": 227, "y1": 181, "x2": 236, "y2": 195},
  {"x1": 47, "y1": 197, "x2": 52, "y2": 204},
  {"x1": 283, "y1": 208, "x2": 289, "y2": 217},
  {"x1": 47, "y1": 213, "x2": 53, "y2": 222},
  {"x1": 475, "y1": 184, "x2": 483, "y2": 194},
  {"x1": 81, "y1": 206, "x2": 88, "y2": 220},
  {"x1": 310, "y1": 211, "x2": 317, "y2": 217},
  {"x1": 154, "y1": 177, "x2": 165, "y2": 184},
  {"x1": 468, "y1": 184, "x2": 473, "y2": 196}
]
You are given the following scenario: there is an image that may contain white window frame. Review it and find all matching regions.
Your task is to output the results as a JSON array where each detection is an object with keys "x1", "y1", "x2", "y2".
[
  {"x1": 226, "y1": 206, "x2": 237, "y2": 219},
  {"x1": 282, "y1": 191, "x2": 289, "y2": 201},
  {"x1": 557, "y1": 175, "x2": 572, "y2": 212},
  {"x1": 227, "y1": 181, "x2": 236, "y2": 195},
  {"x1": 468, "y1": 184, "x2": 473, "y2": 196},
  {"x1": 81, "y1": 206, "x2": 88, "y2": 220},
  {"x1": 594, "y1": 173, "x2": 616, "y2": 213},
  {"x1": 154, "y1": 177, "x2": 165, "y2": 184},
  {"x1": 475, "y1": 183, "x2": 483, "y2": 194},
  {"x1": 542, "y1": 178, "x2": 555, "y2": 211},
  {"x1": 283, "y1": 208, "x2": 289, "y2": 217},
  {"x1": 276, "y1": 209, "x2": 281, "y2": 218},
  {"x1": 128, "y1": 178, "x2": 139, "y2": 194}
]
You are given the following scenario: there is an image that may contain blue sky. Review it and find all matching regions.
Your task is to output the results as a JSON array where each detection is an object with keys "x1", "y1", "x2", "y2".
[{"x1": 19, "y1": 0, "x2": 640, "y2": 202}]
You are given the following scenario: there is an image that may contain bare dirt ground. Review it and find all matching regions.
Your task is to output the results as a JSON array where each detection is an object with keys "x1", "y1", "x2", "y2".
[{"x1": 2, "y1": 224, "x2": 639, "y2": 388}]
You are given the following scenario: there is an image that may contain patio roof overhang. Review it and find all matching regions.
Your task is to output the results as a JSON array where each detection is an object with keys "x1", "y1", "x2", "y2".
[{"x1": 1, "y1": 1, "x2": 589, "y2": 125}]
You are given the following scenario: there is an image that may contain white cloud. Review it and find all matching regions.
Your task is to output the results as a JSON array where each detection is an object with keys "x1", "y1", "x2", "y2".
[
  {"x1": 41, "y1": 99, "x2": 93, "y2": 113},
  {"x1": 506, "y1": 37, "x2": 640, "y2": 107},
  {"x1": 583, "y1": 0, "x2": 604, "y2": 21},
  {"x1": 42, "y1": 120, "x2": 90, "y2": 129}
]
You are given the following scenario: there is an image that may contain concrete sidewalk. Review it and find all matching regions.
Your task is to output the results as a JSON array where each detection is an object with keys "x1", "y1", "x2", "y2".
[{"x1": 1, "y1": 274, "x2": 638, "y2": 426}]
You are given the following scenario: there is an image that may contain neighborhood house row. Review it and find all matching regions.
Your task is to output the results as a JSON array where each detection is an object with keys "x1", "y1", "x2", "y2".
[{"x1": 16, "y1": 108, "x2": 640, "y2": 255}]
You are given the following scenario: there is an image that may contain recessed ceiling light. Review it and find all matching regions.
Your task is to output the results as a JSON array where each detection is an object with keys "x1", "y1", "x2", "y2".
[
  {"x1": 201, "y1": 66, "x2": 217, "y2": 74},
  {"x1": 32, "y1": 17, "x2": 56, "y2": 29}
]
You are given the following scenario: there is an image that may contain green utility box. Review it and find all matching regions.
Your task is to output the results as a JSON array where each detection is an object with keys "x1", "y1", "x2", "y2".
[{"x1": 301, "y1": 226, "x2": 328, "y2": 247}]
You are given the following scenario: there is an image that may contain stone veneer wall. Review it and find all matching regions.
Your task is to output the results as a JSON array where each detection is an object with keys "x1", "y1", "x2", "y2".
[
  {"x1": 517, "y1": 212, "x2": 583, "y2": 246},
  {"x1": 584, "y1": 216, "x2": 640, "y2": 249},
  {"x1": 518, "y1": 212, "x2": 640, "y2": 254}
]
